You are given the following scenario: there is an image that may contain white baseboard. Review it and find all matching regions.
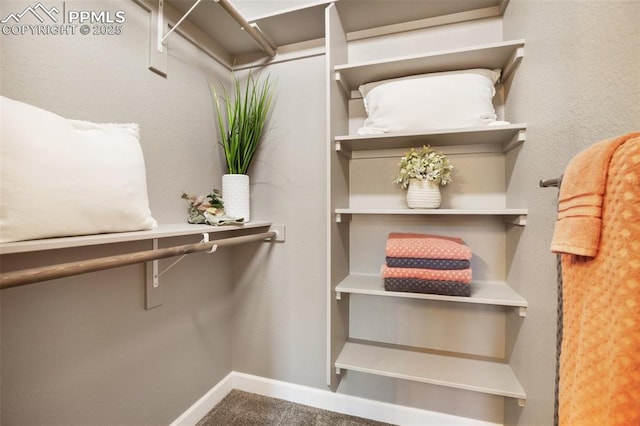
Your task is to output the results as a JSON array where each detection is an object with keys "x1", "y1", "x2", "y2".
[
  {"x1": 172, "y1": 371, "x2": 501, "y2": 426},
  {"x1": 170, "y1": 372, "x2": 235, "y2": 426}
]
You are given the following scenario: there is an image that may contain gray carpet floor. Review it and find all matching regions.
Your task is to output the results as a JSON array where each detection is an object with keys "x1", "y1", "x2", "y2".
[{"x1": 197, "y1": 390, "x2": 394, "y2": 426}]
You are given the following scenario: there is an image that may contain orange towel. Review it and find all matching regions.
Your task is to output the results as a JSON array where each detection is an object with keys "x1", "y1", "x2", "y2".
[
  {"x1": 381, "y1": 264, "x2": 472, "y2": 284},
  {"x1": 555, "y1": 134, "x2": 640, "y2": 426},
  {"x1": 551, "y1": 132, "x2": 640, "y2": 257},
  {"x1": 386, "y1": 233, "x2": 471, "y2": 260}
]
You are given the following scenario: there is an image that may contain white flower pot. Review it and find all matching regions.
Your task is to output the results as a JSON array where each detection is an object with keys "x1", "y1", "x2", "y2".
[
  {"x1": 222, "y1": 174, "x2": 250, "y2": 222},
  {"x1": 406, "y1": 178, "x2": 441, "y2": 209}
]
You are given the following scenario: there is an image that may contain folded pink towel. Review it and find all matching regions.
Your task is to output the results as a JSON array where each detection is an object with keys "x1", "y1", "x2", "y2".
[
  {"x1": 386, "y1": 233, "x2": 471, "y2": 260},
  {"x1": 381, "y1": 264, "x2": 472, "y2": 284},
  {"x1": 388, "y1": 232, "x2": 465, "y2": 244}
]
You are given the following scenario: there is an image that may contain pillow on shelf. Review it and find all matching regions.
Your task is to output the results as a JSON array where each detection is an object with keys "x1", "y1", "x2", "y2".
[
  {"x1": 358, "y1": 68, "x2": 504, "y2": 135},
  {"x1": 0, "y1": 96, "x2": 157, "y2": 243}
]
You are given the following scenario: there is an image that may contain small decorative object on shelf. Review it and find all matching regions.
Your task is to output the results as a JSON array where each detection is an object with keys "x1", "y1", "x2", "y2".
[
  {"x1": 181, "y1": 190, "x2": 244, "y2": 226},
  {"x1": 394, "y1": 145, "x2": 454, "y2": 209},
  {"x1": 212, "y1": 71, "x2": 275, "y2": 223}
]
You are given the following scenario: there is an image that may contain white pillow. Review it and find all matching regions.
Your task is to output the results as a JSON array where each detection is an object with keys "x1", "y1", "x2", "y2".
[
  {"x1": 0, "y1": 96, "x2": 157, "y2": 243},
  {"x1": 358, "y1": 68, "x2": 502, "y2": 135}
]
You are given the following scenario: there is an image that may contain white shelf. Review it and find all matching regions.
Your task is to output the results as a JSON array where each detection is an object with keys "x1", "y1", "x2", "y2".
[
  {"x1": 335, "y1": 208, "x2": 528, "y2": 225},
  {"x1": 163, "y1": 0, "x2": 505, "y2": 65},
  {"x1": 331, "y1": 0, "x2": 503, "y2": 36},
  {"x1": 336, "y1": 274, "x2": 527, "y2": 309},
  {"x1": 335, "y1": 208, "x2": 528, "y2": 215},
  {"x1": 249, "y1": 1, "x2": 331, "y2": 48},
  {"x1": 335, "y1": 39, "x2": 525, "y2": 91},
  {"x1": 335, "y1": 341, "x2": 526, "y2": 400},
  {"x1": 0, "y1": 222, "x2": 273, "y2": 255},
  {"x1": 335, "y1": 124, "x2": 527, "y2": 155}
]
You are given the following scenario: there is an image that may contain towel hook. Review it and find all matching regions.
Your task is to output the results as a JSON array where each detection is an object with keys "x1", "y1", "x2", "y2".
[{"x1": 540, "y1": 177, "x2": 562, "y2": 188}]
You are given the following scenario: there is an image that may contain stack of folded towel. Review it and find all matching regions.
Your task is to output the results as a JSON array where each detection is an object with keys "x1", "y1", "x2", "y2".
[{"x1": 382, "y1": 232, "x2": 473, "y2": 297}]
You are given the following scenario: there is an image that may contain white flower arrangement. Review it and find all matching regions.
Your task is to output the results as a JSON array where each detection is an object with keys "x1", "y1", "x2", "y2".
[{"x1": 393, "y1": 145, "x2": 454, "y2": 189}]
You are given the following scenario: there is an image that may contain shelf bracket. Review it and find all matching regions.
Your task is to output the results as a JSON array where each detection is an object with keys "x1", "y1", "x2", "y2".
[
  {"x1": 335, "y1": 72, "x2": 351, "y2": 99},
  {"x1": 503, "y1": 129, "x2": 526, "y2": 153},
  {"x1": 504, "y1": 214, "x2": 527, "y2": 227},
  {"x1": 335, "y1": 141, "x2": 353, "y2": 159},
  {"x1": 518, "y1": 306, "x2": 527, "y2": 318},
  {"x1": 518, "y1": 398, "x2": 526, "y2": 407},
  {"x1": 145, "y1": 238, "x2": 162, "y2": 309},
  {"x1": 336, "y1": 291, "x2": 342, "y2": 300},
  {"x1": 335, "y1": 367, "x2": 342, "y2": 375},
  {"x1": 501, "y1": 46, "x2": 524, "y2": 84},
  {"x1": 148, "y1": 0, "x2": 168, "y2": 76},
  {"x1": 157, "y1": 0, "x2": 203, "y2": 53},
  {"x1": 142, "y1": 227, "x2": 282, "y2": 310},
  {"x1": 145, "y1": 232, "x2": 215, "y2": 310},
  {"x1": 335, "y1": 213, "x2": 352, "y2": 223}
]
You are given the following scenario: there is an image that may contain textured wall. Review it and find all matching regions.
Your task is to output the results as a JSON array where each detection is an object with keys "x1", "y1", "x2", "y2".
[
  {"x1": 0, "y1": 1, "x2": 234, "y2": 424},
  {"x1": 502, "y1": 1, "x2": 640, "y2": 425},
  {"x1": 3, "y1": 0, "x2": 638, "y2": 424},
  {"x1": 230, "y1": 54, "x2": 328, "y2": 387}
]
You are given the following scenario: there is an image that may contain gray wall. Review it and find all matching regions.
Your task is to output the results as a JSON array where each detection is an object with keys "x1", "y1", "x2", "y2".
[
  {"x1": 230, "y1": 55, "x2": 327, "y2": 387},
  {"x1": 503, "y1": 1, "x2": 640, "y2": 425},
  {"x1": 1, "y1": 1, "x2": 235, "y2": 424},
  {"x1": 2, "y1": 0, "x2": 639, "y2": 425}
]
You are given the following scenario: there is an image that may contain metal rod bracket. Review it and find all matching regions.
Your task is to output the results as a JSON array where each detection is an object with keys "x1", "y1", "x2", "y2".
[{"x1": 145, "y1": 238, "x2": 163, "y2": 309}]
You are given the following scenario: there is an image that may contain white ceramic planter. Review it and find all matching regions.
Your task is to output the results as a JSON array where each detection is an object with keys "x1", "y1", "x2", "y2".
[
  {"x1": 406, "y1": 179, "x2": 441, "y2": 209},
  {"x1": 222, "y1": 174, "x2": 250, "y2": 222}
]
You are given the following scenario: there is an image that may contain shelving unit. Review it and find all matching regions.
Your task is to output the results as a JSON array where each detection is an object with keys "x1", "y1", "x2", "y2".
[{"x1": 325, "y1": 1, "x2": 528, "y2": 416}]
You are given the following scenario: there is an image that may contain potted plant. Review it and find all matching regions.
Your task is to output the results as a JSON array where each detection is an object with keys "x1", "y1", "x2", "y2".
[
  {"x1": 212, "y1": 71, "x2": 274, "y2": 222},
  {"x1": 393, "y1": 145, "x2": 453, "y2": 209}
]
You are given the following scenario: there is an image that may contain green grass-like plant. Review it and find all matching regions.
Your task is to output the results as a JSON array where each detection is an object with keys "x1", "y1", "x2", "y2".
[{"x1": 212, "y1": 72, "x2": 274, "y2": 175}]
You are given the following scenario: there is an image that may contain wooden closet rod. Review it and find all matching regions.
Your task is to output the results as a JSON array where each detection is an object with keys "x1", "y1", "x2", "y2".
[{"x1": 0, "y1": 231, "x2": 276, "y2": 290}]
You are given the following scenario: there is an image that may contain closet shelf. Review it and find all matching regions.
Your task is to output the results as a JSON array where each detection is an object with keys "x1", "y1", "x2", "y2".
[
  {"x1": 0, "y1": 222, "x2": 273, "y2": 255},
  {"x1": 336, "y1": 274, "x2": 527, "y2": 310},
  {"x1": 335, "y1": 208, "x2": 528, "y2": 226},
  {"x1": 162, "y1": 0, "x2": 507, "y2": 66},
  {"x1": 335, "y1": 124, "x2": 527, "y2": 156},
  {"x1": 335, "y1": 341, "x2": 526, "y2": 401},
  {"x1": 335, "y1": 39, "x2": 525, "y2": 93}
]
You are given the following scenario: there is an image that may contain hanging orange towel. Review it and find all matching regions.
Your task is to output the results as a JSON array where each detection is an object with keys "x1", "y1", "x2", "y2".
[
  {"x1": 553, "y1": 133, "x2": 640, "y2": 426},
  {"x1": 551, "y1": 132, "x2": 640, "y2": 257}
]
